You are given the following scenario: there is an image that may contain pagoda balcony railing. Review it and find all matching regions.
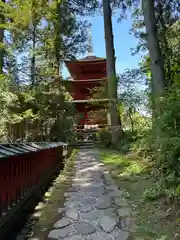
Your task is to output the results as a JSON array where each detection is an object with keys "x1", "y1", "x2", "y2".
[
  {"x1": 70, "y1": 93, "x2": 92, "y2": 101},
  {"x1": 65, "y1": 77, "x2": 107, "y2": 82},
  {"x1": 74, "y1": 124, "x2": 108, "y2": 130},
  {"x1": 66, "y1": 98, "x2": 109, "y2": 103},
  {"x1": 70, "y1": 92, "x2": 108, "y2": 101}
]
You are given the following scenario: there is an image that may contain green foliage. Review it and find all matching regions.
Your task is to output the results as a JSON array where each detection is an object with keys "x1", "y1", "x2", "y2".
[
  {"x1": 97, "y1": 128, "x2": 111, "y2": 147},
  {"x1": 98, "y1": 2, "x2": 180, "y2": 205},
  {"x1": 151, "y1": 84, "x2": 180, "y2": 199},
  {"x1": 98, "y1": 126, "x2": 142, "y2": 154},
  {"x1": 0, "y1": 0, "x2": 95, "y2": 142},
  {"x1": 143, "y1": 180, "x2": 165, "y2": 201},
  {"x1": 118, "y1": 68, "x2": 151, "y2": 133},
  {"x1": 0, "y1": 76, "x2": 76, "y2": 143},
  {"x1": 115, "y1": 1, "x2": 180, "y2": 204},
  {"x1": 130, "y1": 130, "x2": 153, "y2": 158},
  {"x1": 129, "y1": 83, "x2": 180, "y2": 201}
]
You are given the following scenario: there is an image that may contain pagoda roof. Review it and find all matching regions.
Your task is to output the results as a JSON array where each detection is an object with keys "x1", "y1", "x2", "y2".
[
  {"x1": 65, "y1": 55, "x2": 107, "y2": 81},
  {"x1": 64, "y1": 55, "x2": 106, "y2": 65},
  {"x1": 77, "y1": 55, "x2": 106, "y2": 62}
]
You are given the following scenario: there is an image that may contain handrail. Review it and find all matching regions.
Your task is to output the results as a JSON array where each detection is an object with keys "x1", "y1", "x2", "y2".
[{"x1": 0, "y1": 142, "x2": 67, "y2": 224}]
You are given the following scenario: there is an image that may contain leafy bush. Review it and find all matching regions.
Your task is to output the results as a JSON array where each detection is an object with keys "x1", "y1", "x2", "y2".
[
  {"x1": 112, "y1": 130, "x2": 141, "y2": 154},
  {"x1": 97, "y1": 128, "x2": 111, "y2": 147},
  {"x1": 154, "y1": 85, "x2": 180, "y2": 191},
  {"x1": 140, "y1": 84, "x2": 180, "y2": 201},
  {"x1": 143, "y1": 180, "x2": 166, "y2": 201},
  {"x1": 130, "y1": 130, "x2": 154, "y2": 159},
  {"x1": 98, "y1": 127, "x2": 142, "y2": 153}
]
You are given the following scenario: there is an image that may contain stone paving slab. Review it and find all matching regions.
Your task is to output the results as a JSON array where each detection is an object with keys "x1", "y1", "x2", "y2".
[{"x1": 48, "y1": 149, "x2": 133, "y2": 240}]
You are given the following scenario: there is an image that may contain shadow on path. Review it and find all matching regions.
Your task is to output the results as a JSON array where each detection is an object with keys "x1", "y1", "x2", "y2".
[{"x1": 46, "y1": 149, "x2": 134, "y2": 240}]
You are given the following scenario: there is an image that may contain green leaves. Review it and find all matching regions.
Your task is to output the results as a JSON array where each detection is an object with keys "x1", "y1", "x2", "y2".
[{"x1": 0, "y1": 0, "x2": 90, "y2": 142}]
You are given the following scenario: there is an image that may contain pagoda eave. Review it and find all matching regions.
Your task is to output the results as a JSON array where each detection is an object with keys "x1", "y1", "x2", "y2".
[
  {"x1": 64, "y1": 78, "x2": 107, "y2": 82},
  {"x1": 65, "y1": 57, "x2": 107, "y2": 81},
  {"x1": 65, "y1": 99, "x2": 109, "y2": 104}
]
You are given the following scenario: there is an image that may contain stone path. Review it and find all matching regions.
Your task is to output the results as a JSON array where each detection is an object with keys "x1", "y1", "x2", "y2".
[{"x1": 48, "y1": 149, "x2": 133, "y2": 240}]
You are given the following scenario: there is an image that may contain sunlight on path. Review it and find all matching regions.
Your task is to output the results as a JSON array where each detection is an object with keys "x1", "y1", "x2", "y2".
[{"x1": 47, "y1": 149, "x2": 134, "y2": 240}]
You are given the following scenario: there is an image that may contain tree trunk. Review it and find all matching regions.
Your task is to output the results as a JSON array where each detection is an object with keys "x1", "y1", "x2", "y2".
[
  {"x1": 0, "y1": 0, "x2": 5, "y2": 74},
  {"x1": 102, "y1": 0, "x2": 121, "y2": 144},
  {"x1": 31, "y1": 0, "x2": 37, "y2": 85},
  {"x1": 128, "y1": 109, "x2": 134, "y2": 132},
  {"x1": 54, "y1": 35, "x2": 60, "y2": 79},
  {"x1": 31, "y1": 23, "x2": 36, "y2": 85},
  {"x1": 142, "y1": 0, "x2": 165, "y2": 116},
  {"x1": 54, "y1": 0, "x2": 61, "y2": 81},
  {"x1": 156, "y1": 1, "x2": 171, "y2": 87}
]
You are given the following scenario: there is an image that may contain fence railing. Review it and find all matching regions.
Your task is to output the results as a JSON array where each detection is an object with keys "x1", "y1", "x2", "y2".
[
  {"x1": 6, "y1": 119, "x2": 51, "y2": 142},
  {"x1": 0, "y1": 142, "x2": 67, "y2": 224}
]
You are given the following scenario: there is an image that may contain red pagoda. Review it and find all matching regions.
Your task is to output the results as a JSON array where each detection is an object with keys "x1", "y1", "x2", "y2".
[{"x1": 64, "y1": 32, "x2": 109, "y2": 130}]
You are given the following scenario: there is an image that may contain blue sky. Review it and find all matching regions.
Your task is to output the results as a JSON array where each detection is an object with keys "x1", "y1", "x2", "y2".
[{"x1": 62, "y1": 11, "x2": 141, "y2": 78}]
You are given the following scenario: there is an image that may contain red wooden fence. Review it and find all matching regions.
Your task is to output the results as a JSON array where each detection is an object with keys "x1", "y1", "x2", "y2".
[{"x1": 0, "y1": 143, "x2": 67, "y2": 221}]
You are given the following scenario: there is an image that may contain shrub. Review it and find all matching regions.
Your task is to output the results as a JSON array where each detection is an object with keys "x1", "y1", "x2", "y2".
[
  {"x1": 130, "y1": 129, "x2": 154, "y2": 159},
  {"x1": 144, "y1": 84, "x2": 180, "y2": 200},
  {"x1": 97, "y1": 128, "x2": 111, "y2": 147},
  {"x1": 156, "y1": 86, "x2": 180, "y2": 182},
  {"x1": 113, "y1": 130, "x2": 140, "y2": 153}
]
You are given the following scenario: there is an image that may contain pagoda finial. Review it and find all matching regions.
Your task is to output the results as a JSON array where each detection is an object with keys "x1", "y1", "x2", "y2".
[{"x1": 87, "y1": 24, "x2": 94, "y2": 56}]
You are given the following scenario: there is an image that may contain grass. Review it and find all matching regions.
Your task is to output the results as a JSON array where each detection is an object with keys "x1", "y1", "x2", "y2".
[
  {"x1": 17, "y1": 149, "x2": 77, "y2": 240},
  {"x1": 100, "y1": 149, "x2": 177, "y2": 240}
]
